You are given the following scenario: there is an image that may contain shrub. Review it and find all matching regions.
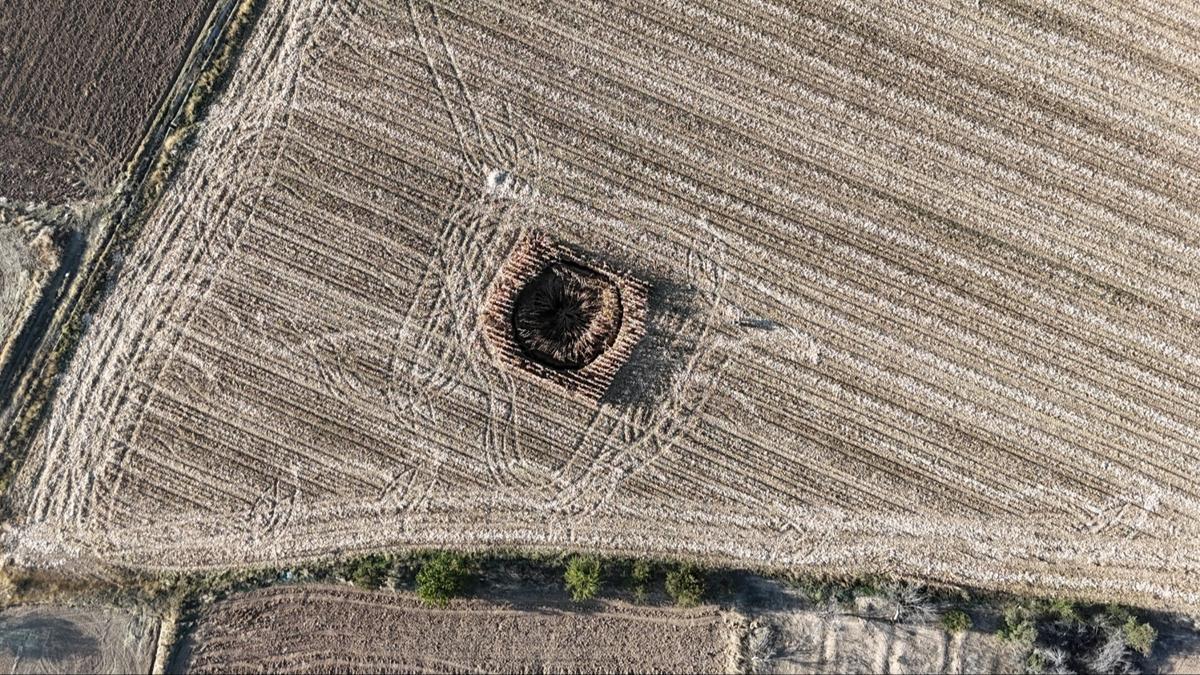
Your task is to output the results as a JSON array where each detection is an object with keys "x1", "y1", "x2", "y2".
[
  {"x1": 665, "y1": 565, "x2": 705, "y2": 607},
  {"x1": 1121, "y1": 617, "x2": 1157, "y2": 657},
  {"x1": 564, "y1": 556, "x2": 601, "y2": 602},
  {"x1": 885, "y1": 582, "x2": 935, "y2": 624},
  {"x1": 1025, "y1": 649, "x2": 1046, "y2": 674},
  {"x1": 941, "y1": 609, "x2": 972, "y2": 634},
  {"x1": 630, "y1": 560, "x2": 652, "y2": 585},
  {"x1": 1045, "y1": 598, "x2": 1079, "y2": 623},
  {"x1": 346, "y1": 554, "x2": 391, "y2": 588},
  {"x1": 998, "y1": 605, "x2": 1036, "y2": 645},
  {"x1": 1087, "y1": 628, "x2": 1131, "y2": 673},
  {"x1": 415, "y1": 553, "x2": 471, "y2": 607},
  {"x1": 629, "y1": 560, "x2": 652, "y2": 603}
]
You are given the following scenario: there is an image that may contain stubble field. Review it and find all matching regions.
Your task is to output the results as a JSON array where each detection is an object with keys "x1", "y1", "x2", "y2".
[
  {"x1": 6, "y1": 0, "x2": 1200, "y2": 610},
  {"x1": 0, "y1": 0, "x2": 212, "y2": 201}
]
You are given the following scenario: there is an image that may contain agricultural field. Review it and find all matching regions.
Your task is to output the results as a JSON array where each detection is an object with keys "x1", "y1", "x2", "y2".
[
  {"x1": 174, "y1": 584, "x2": 733, "y2": 672},
  {"x1": 170, "y1": 574, "x2": 1041, "y2": 674},
  {"x1": 0, "y1": 604, "x2": 160, "y2": 674},
  {"x1": 6, "y1": 0, "x2": 1200, "y2": 618},
  {"x1": 0, "y1": 0, "x2": 213, "y2": 201}
]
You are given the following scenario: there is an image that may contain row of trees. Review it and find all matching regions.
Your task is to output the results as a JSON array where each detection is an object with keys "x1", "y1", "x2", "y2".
[
  {"x1": 997, "y1": 599, "x2": 1157, "y2": 674},
  {"x1": 564, "y1": 555, "x2": 705, "y2": 606},
  {"x1": 400, "y1": 552, "x2": 709, "y2": 607},
  {"x1": 344, "y1": 551, "x2": 1161, "y2": 673}
]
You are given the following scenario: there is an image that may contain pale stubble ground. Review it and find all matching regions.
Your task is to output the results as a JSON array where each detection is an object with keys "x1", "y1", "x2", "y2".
[{"x1": 4, "y1": 0, "x2": 1200, "y2": 611}]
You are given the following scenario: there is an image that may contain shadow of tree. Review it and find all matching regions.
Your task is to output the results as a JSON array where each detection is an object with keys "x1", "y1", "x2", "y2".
[{"x1": 0, "y1": 614, "x2": 99, "y2": 662}]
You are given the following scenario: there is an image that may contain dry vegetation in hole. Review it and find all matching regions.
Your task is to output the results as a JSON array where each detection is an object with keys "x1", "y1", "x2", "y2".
[{"x1": 5, "y1": 0, "x2": 1200, "y2": 611}]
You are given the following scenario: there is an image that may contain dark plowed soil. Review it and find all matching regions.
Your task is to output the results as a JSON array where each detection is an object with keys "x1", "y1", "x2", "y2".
[
  {"x1": 175, "y1": 585, "x2": 730, "y2": 674},
  {"x1": 0, "y1": 0, "x2": 212, "y2": 201}
]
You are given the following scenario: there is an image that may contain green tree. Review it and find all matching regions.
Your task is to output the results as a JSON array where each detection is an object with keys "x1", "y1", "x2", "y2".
[
  {"x1": 346, "y1": 554, "x2": 391, "y2": 588},
  {"x1": 629, "y1": 560, "x2": 652, "y2": 603},
  {"x1": 415, "y1": 552, "x2": 471, "y2": 607},
  {"x1": 665, "y1": 565, "x2": 705, "y2": 607},
  {"x1": 1121, "y1": 617, "x2": 1157, "y2": 657},
  {"x1": 941, "y1": 609, "x2": 972, "y2": 634},
  {"x1": 564, "y1": 555, "x2": 601, "y2": 602}
]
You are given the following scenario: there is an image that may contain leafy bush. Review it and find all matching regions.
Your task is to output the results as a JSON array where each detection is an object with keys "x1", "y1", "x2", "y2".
[
  {"x1": 1045, "y1": 598, "x2": 1079, "y2": 623},
  {"x1": 665, "y1": 565, "x2": 705, "y2": 607},
  {"x1": 1025, "y1": 649, "x2": 1047, "y2": 674},
  {"x1": 564, "y1": 556, "x2": 601, "y2": 602},
  {"x1": 941, "y1": 609, "x2": 972, "y2": 634},
  {"x1": 998, "y1": 605, "x2": 1037, "y2": 645},
  {"x1": 415, "y1": 553, "x2": 471, "y2": 607},
  {"x1": 345, "y1": 554, "x2": 391, "y2": 588},
  {"x1": 629, "y1": 560, "x2": 652, "y2": 603},
  {"x1": 1121, "y1": 617, "x2": 1157, "y2": 657}
]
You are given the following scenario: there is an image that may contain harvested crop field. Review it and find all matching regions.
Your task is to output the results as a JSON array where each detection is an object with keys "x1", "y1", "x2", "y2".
[
  {"x1": 7, "y1": 0, "x2": 1200, "y2": 609},
  {"x1": 174, "y1": 584, "x2": 732, "y2": 673},
  {"x1": 0, "y1": 604, "x2": 160, "y2": 674},
  {"x1": 0, "y1": 0, "x2": 213, "y2": 201}
]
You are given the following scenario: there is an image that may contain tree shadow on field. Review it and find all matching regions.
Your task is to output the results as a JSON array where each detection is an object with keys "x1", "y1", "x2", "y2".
[
  {"x1": 1141, "y1": 612, "x2": 1200, "y2": 674},
  {"x1": 603, "y1": 268, "x2": 708, "y2": 409},
  {"x1": 0, "y1": 614, "x2": 99, "y2": 663}
]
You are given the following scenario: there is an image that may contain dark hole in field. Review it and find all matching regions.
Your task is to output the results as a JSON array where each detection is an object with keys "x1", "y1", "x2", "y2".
[{"x1": 511, "y1": 260, "x2": 623, "y2": 370}]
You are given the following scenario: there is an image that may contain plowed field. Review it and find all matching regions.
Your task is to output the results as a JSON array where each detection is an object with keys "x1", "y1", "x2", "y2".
[
  {"x1": 174, "y1": 585, "x2": 732, "y2": 673},
  {"x1": 0, "y1": 0, "x2": 212, "y2": 201}
]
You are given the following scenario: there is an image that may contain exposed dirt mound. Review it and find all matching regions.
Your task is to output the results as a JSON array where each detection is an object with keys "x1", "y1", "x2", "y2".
[{"x1": 0, "y1": 605, "x2": 158, "y2": 674}]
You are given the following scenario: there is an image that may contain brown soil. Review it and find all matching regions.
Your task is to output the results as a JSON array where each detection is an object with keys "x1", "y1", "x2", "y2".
[
  {"x1": 173, "y1": 579, "x2": 1041, "y2": 674},
  {"x1": 0, "y1": 0, "x2": 212, "y2": 201},
  {"x1": 175, "y1": 584, "x2": 732, "y2": 674}
]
